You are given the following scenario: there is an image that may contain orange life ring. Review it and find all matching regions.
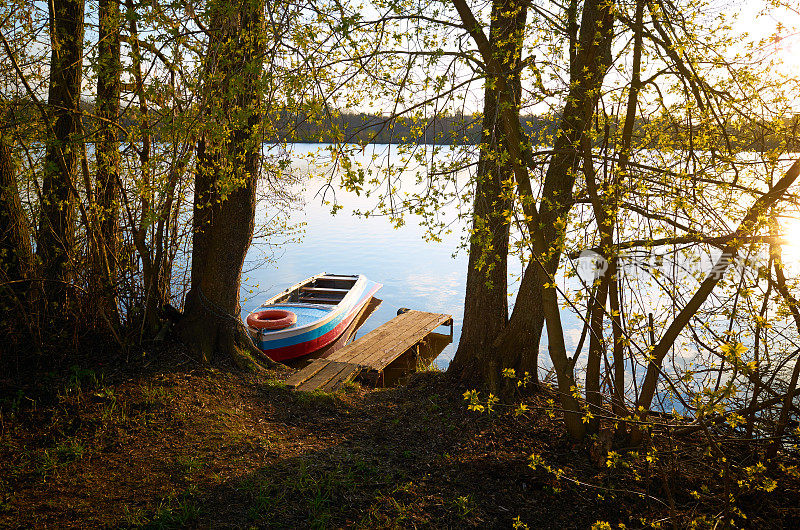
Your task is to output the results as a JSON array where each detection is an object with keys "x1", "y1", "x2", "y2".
[{"x1": 246, "y1": 309, "x2": 297, "y2": 330}]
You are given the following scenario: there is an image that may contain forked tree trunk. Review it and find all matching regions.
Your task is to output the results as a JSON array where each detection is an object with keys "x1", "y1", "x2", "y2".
[
  {"x1": 448, "y1": 0, "x2": 523, "y2": 387},
  {"x1": 450, "y1": 0, "x2": 611, "y2": 439},
  {"x1": 38, "y1": 0, "x2": 84, "y2": 309},
  {"x1": 485, "y1": 0, "x2": 616, "y2": 388},
  {"x1": 178, "y1": 0, "x2": 277, "y2": 369}
]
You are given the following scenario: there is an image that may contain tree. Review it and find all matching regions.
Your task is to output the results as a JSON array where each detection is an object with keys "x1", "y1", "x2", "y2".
[
  {"x1": 449, "y1": 0, "x2": 525, "y2": 387},
  {"x1": 0, "y1": 0, "x2": 308, "y2": 358},
  {"x1": 486, "y1": 0, "x2": 614, "y2": 390},
  {"x1": 92, "y1": 0, "x2": 122, "y2": 326},
  {"x1": 444, "y1": 0, "x2": 800, "y2": 446},
  {"x1": 0, "y1": 121, "x2": 33, "y2": 324},
  {"x1": 177, "y1": 0, "x2": 277, "y2": 368},
  {"x1": 38, "y1": 0, "x2": 84, "y2": 310},
  {"x1": 631, "y1": 160, "x2": 800, "y2": 437},
  {"x1": 446, "y1": 0, "x2": 614, "y2": 438}
]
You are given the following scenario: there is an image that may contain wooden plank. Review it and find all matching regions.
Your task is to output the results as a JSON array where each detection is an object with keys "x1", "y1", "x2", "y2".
[
  {"x1": 317, "y1": 364, "x2": 362, "y2": 392},
  {"x1": 296, "y1": 361, "x2": 355, "y2": 392},
  {"x1": 331, "y1": 311, "x2": 437, "y2": 365},
  {"x1": 358, "y1": 312, "x2": 448, "y2": 369},
  {"x1": 330, "y1": 318, "x2": 411, "y2": 364},
  {"x1": 327, "y1": 319, "x2": 402, "y2": 363},
  {"x1": 321, "y1": 274, "x2": 358, "y2": 281},
  {"x1": 371, "y1": 314, "x2": 452, "y2": 369},
  {"x1": 284, "y1": 359, "x2": 330, "y2": 388},
  {"x1": 356, "y1": 315, "x2": 439, "y2": 367},
  {"x1": 333, "y1": 310, "x2": 428, "y2": 363},
  {"x1": 329, "y1": 311, "x2": 450, "y2": 368},
  {"x1": 380, "y1": 333, "x2": 451, "y2": 387},
  {"x1": 364, "y1": 314, "x2": 448, "y2": 367},
  {"x1": 300, "y1": 287, "x2": 349, "y2": 293}
]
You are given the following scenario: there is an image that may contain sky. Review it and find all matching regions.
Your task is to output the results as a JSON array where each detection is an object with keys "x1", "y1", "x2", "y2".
[{"x1": 730, "y1": 1, "x2": 800, "y2": 70}]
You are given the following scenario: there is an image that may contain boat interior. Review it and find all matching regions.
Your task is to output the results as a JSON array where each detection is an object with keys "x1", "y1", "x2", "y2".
[{"x1": 272, "y1": 274, "x2": 359, "y2": 306}]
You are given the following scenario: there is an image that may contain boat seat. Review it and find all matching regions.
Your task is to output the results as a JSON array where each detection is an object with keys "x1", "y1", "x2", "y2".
[
  {"x1": 299, "y1": 296, "x2": 342, "y2": 304},
  {"x1": 301, "y1": 287, "x2": 350, "y2": 293}
]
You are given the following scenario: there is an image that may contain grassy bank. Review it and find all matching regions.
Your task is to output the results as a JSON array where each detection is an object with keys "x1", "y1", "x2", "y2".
[{"x1": 1, "y1": 348, "x2": 798, "y2": 528}]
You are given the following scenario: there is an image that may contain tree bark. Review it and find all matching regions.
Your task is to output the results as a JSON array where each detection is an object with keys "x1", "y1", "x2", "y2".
[
  {"x1": 448, "y1": 0, "x2": 523, "y2": 386},
  {"x1": 450, "y1": 0, "x2": 604, "y2": 439},
  {"x1": 177, "y1": 0, "x2": 277, "y2": 369},
  {"x1": 0, "y1": 130, "x2": 33, "y2": 353},
  {"x1": 0, "y1": 133, "x2": 32, "y2": 290},
  {"x1": 487, "y1": 0, "x2": 616, "y2": 385},
  {"x1": 38, "y1": 0, "x2": 84, "y2": 309},
  {"x1": 586, "y1": 276, "x2": 609, "y2": 430},
  {"x1": 92, "y1": 0, "x2": 122, "y2": 325}
]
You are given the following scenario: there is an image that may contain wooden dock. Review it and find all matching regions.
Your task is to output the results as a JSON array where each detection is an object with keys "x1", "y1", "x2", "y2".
[
  {"x1": 286, "y1": 297, "x2": 383, "y2": 367},
  {"x1": 285, "y1": 309, "x2": 452, "y2": 392}
]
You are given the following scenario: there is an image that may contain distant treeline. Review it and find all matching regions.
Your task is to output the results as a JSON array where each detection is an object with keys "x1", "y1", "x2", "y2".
[
  {"x1": 5, "y1": 99, "x2": 799, "y2": 151},
  {"x1": 273, "y1": 110, "x2": 800, "y2": 152},
  {"x1": 271, "y1": 111, "x2": 556, "y2": 145}
]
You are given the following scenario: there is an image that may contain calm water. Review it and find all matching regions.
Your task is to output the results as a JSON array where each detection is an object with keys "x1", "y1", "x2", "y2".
[
  {"x1": 238, "y1": 144, "x2": 790, "y2": 379},
  {"x1": 239, "y1": 143, "x2": 593, "y2": 369},
  {"x1": 237, "y1": 144, "x2": 798, "y2": 416},
  {"x1": 241, "y1": 144, "x2": 470, "y2": 368}
]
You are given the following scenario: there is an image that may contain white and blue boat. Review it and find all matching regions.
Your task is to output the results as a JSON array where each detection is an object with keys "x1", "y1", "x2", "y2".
[{"x1": 245, "y1": 273, "x2": 382, "y2": 362}]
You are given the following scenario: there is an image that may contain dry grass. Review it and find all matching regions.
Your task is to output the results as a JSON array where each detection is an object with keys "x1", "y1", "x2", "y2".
[{"x1": 1, "y1": 349, "x2": 798, "y2": 528}]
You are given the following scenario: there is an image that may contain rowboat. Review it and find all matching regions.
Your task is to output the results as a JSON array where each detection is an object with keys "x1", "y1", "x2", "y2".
[{"x1": 245, "y1": 273, "x2": 382, "y2": 362}]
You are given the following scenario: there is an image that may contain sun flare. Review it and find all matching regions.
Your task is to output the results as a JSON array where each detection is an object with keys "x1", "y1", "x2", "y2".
[{"x1": 780, "y1": 217, "x2": 800, "y2": 265}]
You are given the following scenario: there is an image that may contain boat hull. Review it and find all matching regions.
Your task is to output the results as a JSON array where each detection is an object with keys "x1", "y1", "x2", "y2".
[{"x1": 248, "y1": 274, "x2": 381, "y2": 362}]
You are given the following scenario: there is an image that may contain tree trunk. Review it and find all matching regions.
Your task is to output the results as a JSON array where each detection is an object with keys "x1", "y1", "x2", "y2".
[
  {"x1": 124, "y1": 0, "x2": 166, "y2": 336},
  {"x1": 38, "y1": 0, "x2": 84, "y2": 309},
  {"x1": 0, "y1": 131, "x2": 33, "y2": 355},
  {"x1": 0, "y1": 131, "x2": 33, "y2": 290},
  {"x1": 450, "y1": 0, "x2": 610, "y2": 439},
  {"x1": 177, "y1": 0, "x2": 277, "y2": 369},
  {"x1": 487, "y1": 0, "x2": 616, "y2": 385},
  {"x1": 607, "y1": 0, "x2": 644, "y2": 420},
  {"x1": 585, "y1": 273, "x2": 609, "y2": 433},
  {"x1": 449, "y1": 0, "x2": 523, "y2": 386},
  {"x1": 633, "y1": 159, "x2": 800, "y2": 438},
  {"x1": 92, "y1": 0, "x2": 122, "y2": 325}
]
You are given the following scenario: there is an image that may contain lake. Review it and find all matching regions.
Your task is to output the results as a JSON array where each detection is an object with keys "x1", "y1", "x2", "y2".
[
  {"x1": 238, "y1": 144, "x2": 796, "y2": 397},
  {"x1": 240, "y1": 143, "x2": 472, "y2": 368},
  {"x1": 237, "y1": 143, "x2": 619, "y2": 372}
]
